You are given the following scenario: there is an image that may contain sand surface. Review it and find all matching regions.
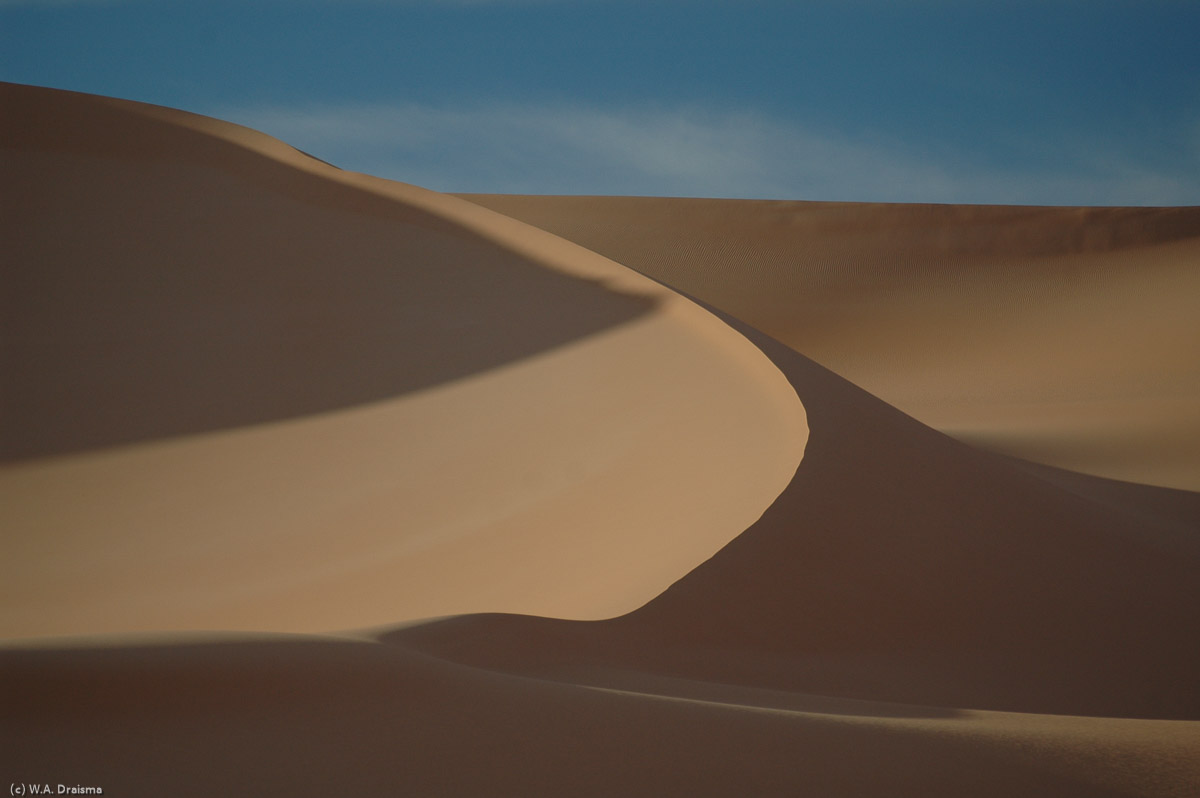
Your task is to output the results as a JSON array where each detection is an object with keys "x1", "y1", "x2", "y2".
[
  {"x1": 463, "y1": 194, "x2": 1200, "y2": 491},
  {"x1": 3, "y1": 83, "x2": 1198, "y2": 796}
]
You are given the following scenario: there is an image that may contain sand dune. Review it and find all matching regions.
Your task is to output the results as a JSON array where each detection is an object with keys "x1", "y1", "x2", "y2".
[
  {"x1": 461, "y1": 194, "x2": 1200, "y2": 491},
  {"x1": 1, "y1": 82, "x2": 804, "y2": 635},
  {"x1": 7, "y1": 632, "x2": 1199, "y2": 797},
  {"x1": 389, "y1": 322, "x2": 1200, "y2": 716},
  {"x1": 3, "y1": 83, "x2": 1199, "y2": 796}
]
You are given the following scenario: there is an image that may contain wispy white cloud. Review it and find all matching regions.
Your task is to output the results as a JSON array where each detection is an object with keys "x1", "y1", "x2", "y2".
[{"x1": 218, "y1": 100, "x2": 1200, "y2": 205}]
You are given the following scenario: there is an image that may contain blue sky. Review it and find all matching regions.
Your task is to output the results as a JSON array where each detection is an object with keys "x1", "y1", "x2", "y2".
[{"x1": 3, "y1": 0, "x2": 1199, "y2": 204}]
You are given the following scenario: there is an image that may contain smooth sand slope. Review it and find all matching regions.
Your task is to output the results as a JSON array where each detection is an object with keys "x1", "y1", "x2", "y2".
[
  {"x1": 0, "y1": 82, "x2": 804, "y2": 635},
  {"x1": 3, "y1": 83, "x2": 1199, "y2": 797},
  {"x1": 462, "y1": 194, "x2": 1200, "y2": 491}
]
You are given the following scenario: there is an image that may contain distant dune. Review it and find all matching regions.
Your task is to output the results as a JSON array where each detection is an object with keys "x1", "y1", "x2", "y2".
[
  {"x1": 3, "y1": 82, "x2": 1198, "y2": 797},
  {"x1": 461, "y1": 194, "x2": 1200, "y2": 491}
]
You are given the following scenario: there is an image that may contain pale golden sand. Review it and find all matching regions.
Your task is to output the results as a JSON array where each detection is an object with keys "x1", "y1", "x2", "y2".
[
  {"x1": 1, "y1": 83, "x2": 803, "y2": 635},
  {"x1": 3, "y1": 83, "x2": 1198, "y2": 796}
]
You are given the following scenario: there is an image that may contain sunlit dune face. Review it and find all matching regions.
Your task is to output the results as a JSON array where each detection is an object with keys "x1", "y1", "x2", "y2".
[{"x1": 0, "y1": 83, "x2": 805, "y2": 637}]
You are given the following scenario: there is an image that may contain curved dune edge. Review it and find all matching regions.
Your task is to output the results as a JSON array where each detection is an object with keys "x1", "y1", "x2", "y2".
[
  {"x1": 0, "y1": 82, "x2": 806, "y2": 635},
  {"x1": 459, "y1": 194, "x2": 1200, "y2": 491},
  {"x1": 384, "y1": 320, "x2": 1200, "y2": 714}
]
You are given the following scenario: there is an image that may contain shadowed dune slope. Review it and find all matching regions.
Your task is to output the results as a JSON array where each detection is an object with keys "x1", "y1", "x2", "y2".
[
  {"x1": 0, "y1": 82, "x2": 805, "y2": 634},
  {"x1": 6, "y1": 632, "x2": 1199, "y2": 798},
  {"x1": 460, "y1": 194, "x2": 1200, "y2": 490},
  {"x1": 372, "y1": 319, "x2": 1200, "y2": 794}
]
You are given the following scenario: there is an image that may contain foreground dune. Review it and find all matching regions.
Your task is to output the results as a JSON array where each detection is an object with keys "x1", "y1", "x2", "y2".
[
  {"x1": 2, "y1": 83, "x2": 1199, "y2": 796},
  {"x1": 0, "y1": 82, "x2": 804, "y2": 635}
]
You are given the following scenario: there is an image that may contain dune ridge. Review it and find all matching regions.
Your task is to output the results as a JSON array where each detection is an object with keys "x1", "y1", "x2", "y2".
[
  {"x1": 3, "y1": 83, "x2": 1199, "y2": 796},
  {"x1": 1, "y1": 81, "x2": 804, "y2": 634}
]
